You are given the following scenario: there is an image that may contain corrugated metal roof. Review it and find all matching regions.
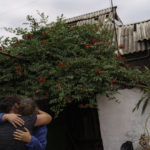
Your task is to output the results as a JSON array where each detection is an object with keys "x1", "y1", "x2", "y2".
[
  {"x1": 64, "y1": 6, "x2": 150, "y2": 54},
  {"x1": 65, "y1": 6, "x2": 123, "y2": 25},
  {"x1": 117, "y1": 20, "x2": 150, "y2": 55},
  {"x1": 48, "y1": 7, "x2": 150, "y2": 55}
]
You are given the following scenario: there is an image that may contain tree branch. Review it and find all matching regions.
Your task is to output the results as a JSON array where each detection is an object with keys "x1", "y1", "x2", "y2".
[{"x1": 0, "y1": 52, "x2": 28, "y2": 63}]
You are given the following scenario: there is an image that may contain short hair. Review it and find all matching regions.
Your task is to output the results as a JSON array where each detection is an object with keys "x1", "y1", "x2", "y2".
[
  {"x1": 18, "y1": 98, "x2": 37, "y2": 115},
  {"x1": 0, "y1": 96, "x2": 21, "y2": 113}
]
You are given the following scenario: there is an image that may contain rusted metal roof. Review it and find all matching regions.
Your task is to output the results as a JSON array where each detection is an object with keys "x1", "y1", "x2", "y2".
[{"x1": 117, "y1": 19, "x2": 150, "y2": 55}]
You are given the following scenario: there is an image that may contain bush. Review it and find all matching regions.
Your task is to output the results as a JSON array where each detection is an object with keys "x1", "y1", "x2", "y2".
[{"x1": 0, "y1": 13, "x2": 149, "y2": 117}]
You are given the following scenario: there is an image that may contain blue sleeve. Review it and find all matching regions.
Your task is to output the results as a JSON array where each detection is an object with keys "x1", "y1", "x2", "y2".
[
  {"x1": 26, "y1": 126, "x2": 47, "y2": 150},
  {"x1": 26, "y1": 136, "x2": 45, "y2": 150},
  {"x1": 0, "y1": 113, "x2": 4, "y2": 123}
]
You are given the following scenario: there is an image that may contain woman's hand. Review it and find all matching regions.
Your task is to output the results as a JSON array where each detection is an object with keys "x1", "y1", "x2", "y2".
[
  {"x1": 13, "y1": 127, "x2": 32, "y2": 143},
  {"x1": 2, "y1": 113, "x2": 24, "y2": 128}
]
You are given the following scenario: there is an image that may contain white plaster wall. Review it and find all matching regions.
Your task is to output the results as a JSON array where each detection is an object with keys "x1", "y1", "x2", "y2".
[{"x1": 97, "y1": 88, "x2": 150, "y2": 150}]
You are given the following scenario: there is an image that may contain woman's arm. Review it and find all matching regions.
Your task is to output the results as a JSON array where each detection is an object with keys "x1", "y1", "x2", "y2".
[
  {"x1": 0, "y1": 110, "x2": 52, "y2": 127},
  {"x1": 34, "y1": 110, "x2": 52, "y2": 127},
  {"x1": 0, "y1": 113, "x2": 24, "y2": 127},
  {"x1": 14, "y1": 126, "x2": 47, "y2": 150}
]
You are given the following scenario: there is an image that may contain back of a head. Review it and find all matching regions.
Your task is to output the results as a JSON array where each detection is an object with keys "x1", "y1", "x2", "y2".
[
  {"x1": 18, "y1": 98, "x2": 37, "y2": 115},
  {"x1": 0, "y1": 96, "x2": 21, "y2": 113}
]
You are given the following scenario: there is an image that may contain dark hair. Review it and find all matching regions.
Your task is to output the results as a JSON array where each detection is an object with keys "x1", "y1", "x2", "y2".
[
  {"x1": 0, "y1": 96, "x2": 21, "y2": 113},
  {"x1": 18, "y1": 98, "x2": 37, "y2": 115}
]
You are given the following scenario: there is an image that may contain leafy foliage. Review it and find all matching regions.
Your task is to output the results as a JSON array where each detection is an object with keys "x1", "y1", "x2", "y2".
[{"x1": 0, "y1": 13, "x2": 150, "y2": 117}]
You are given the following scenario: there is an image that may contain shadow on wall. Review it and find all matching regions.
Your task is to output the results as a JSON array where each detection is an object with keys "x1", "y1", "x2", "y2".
[{"x1": 120, "y1": 141, "x2": 133, "y2": 150}]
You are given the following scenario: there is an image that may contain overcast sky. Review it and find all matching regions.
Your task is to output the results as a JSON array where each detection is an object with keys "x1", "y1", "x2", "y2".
[{"x1": 0, "y1": 0, "x2": 150, "y2": 37}]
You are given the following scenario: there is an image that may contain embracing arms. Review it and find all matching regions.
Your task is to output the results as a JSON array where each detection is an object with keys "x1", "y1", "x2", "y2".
[
  {"x1": 0, "y1": 109, "x2": 52, "y2": 127},
  {"x1": 0, "y1": 110, "x2": 52, "y2": 150},
  {"x1": 13, "y1": 126, "x2": 47, "y2": 150},
  {"x1": 1, "y1": 113, "x2": 24, "y2": 127}
]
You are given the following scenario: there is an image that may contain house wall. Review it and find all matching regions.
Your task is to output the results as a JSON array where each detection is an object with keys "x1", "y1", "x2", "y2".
[{"x1": 97, "y1": 88, "x2": 150, "y2": 150}]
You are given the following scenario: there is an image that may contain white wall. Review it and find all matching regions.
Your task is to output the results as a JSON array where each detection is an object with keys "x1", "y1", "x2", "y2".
[{"x1": 97, "y1": 88, "x2": 150, "y2": 150}]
